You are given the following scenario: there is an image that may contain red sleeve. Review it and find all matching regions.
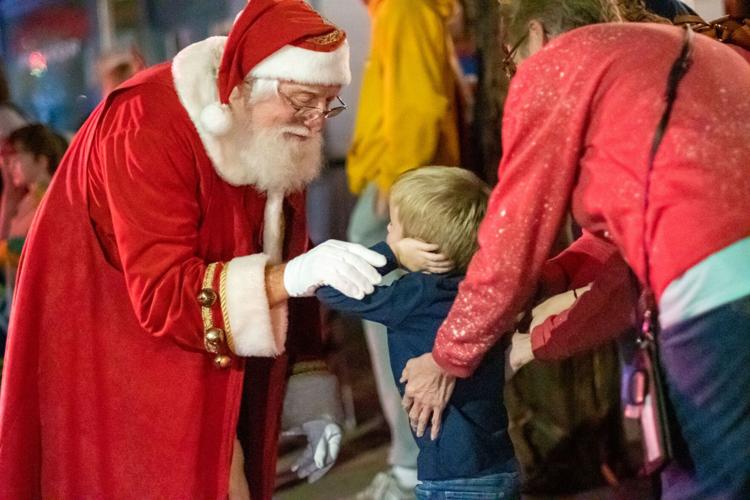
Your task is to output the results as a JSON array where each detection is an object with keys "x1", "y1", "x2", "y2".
[
  {"x1": 530, "y1": 253, "x2": 638, "y2": 360},
  {"x1": 100, "y1": 126, "x2": 209, "y2": 352},
  {"x1": 432, "y1": 50, "x2": 602, "y2": 378},
  {"x1": 540, "y1": 231, "x2": 621, "y2": 295}
]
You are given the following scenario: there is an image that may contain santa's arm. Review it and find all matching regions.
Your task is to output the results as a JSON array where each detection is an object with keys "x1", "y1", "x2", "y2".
[{"x1": 100, "y1": 126, "x2": 283, "y2": 361}]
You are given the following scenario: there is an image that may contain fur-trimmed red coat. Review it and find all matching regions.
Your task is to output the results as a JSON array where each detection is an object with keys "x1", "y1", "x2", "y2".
[{"x1": 0, "y1": 39, "x2": 321, "y2": 500}]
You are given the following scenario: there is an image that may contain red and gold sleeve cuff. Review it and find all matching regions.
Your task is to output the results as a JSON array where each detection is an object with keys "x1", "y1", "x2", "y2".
[
  {"x1": 198, "y1": 261, "x2": 235, "y2": 369},
  {"x1": 198, "y1": 253, "x2": 287, "y2": 365}
]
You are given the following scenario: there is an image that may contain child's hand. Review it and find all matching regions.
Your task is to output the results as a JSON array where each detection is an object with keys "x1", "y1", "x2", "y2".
[
  {"x1": 529, "y1": 284, "x2": 592, "y2": 331},
  {"x1": 391, "y1": 238, "x2": 454, "y2": 273},
  {"x1": 504, "y1": 332, "x2": 533, "y2": 380}
]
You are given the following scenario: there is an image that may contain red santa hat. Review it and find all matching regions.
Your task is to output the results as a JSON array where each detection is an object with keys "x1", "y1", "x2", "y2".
[{"x1": 200, "y1": 0, "x2": 350, "y2": 135}]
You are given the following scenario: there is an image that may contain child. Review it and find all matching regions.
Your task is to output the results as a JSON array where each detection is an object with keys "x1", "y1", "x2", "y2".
[{"x1": 317, "y1": 166, "x2": 520, "y2": 499}]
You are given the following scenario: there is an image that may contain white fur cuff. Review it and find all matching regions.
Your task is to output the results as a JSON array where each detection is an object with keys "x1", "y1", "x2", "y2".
[{"x1": 225, "y1": 253, "x2": 288, "y2": 357}]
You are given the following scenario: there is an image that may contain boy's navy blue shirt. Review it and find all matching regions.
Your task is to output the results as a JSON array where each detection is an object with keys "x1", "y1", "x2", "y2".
[{"x1": 316, "y1": 242, "x2": 515, "y2": 480}]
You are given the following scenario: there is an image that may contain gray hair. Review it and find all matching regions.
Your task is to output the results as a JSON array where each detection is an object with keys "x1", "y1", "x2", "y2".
[
  {"x1": 505, "y1": 0, "x2": 623, "y2": 46},
  {"x1": 248, "y1": 78, "x2": 280, "y2": 102}
]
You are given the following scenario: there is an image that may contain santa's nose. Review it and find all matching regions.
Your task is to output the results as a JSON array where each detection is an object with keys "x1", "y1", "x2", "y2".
[{"x1": 302, "y1": 113, "x2": 325, "y2": 134}]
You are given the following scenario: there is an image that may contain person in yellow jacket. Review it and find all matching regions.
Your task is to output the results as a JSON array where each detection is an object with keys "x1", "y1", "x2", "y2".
[{"x1": 346, "y1": 1, "x2": 463, "y2": 498}]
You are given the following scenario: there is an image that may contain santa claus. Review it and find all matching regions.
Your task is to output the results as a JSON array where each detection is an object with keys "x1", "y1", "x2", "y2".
[{"x1": 0, "y1": 1, "x2": 385, "y2": 498}]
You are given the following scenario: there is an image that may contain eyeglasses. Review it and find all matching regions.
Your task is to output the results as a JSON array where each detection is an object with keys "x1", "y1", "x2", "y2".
[
  {"x1": 502, "y1": 31, "x2": 529, "y2": 79},
  {"x1": 278, "y1": 90, "x2": 347, "y2": 121}
]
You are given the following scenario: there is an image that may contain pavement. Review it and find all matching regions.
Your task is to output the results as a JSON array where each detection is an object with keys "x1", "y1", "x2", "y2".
[{"x1": 275, "y1": 419, "x2": 391, "y2": 500}]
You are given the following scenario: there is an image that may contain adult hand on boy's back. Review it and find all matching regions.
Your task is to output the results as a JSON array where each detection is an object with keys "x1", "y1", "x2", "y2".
[
  {"x1": 401, "y1": 352, "x2": 456, "y2": 440},
  {"x1": 390, "y1": 238, "x2": 454, "y2": 273}
]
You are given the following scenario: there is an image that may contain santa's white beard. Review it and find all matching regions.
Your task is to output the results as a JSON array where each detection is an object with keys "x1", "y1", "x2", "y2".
[
  {"x1": 209, "y1": 105, "x2": 323, "y2": 193},
  {"x1": 239, "y1": 124, "x2": 323, "y2": 193}
]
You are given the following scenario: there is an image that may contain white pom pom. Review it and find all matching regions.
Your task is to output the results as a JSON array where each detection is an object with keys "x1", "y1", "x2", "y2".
[{"x1": 200, "y1": 102, "x2": 233, "y2": 135}]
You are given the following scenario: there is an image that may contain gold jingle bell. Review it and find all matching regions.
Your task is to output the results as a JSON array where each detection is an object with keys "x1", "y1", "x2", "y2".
[
  {"x1": 214, "y1": 355, "x2": 231, "y2": 369},
  {"x1": 205, "y1": 327, "x2": 224, "y2": 345},
  {"x1": 197, "y1": 288, "x2": 217, "y2": 307}
]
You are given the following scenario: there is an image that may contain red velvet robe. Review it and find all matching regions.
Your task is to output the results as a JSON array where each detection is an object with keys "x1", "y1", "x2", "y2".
[{"x1": 0, "y1": 63, "x2": 320, "y2": 499}]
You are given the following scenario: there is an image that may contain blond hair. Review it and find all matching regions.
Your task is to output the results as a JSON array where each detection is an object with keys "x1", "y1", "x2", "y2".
[{"x1": 391, "y1": 167, "x2": 490, "y2": 272}]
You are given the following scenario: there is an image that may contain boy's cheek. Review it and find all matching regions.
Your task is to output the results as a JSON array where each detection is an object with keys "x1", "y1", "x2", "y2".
[{"x1": 386, "y1": 232, "x2": 396, "y2": 247}]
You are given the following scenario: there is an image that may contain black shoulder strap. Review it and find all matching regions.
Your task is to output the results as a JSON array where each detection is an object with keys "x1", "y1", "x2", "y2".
[{"x1": 639, "y1": 27, "x2": 695, "y2": 337}]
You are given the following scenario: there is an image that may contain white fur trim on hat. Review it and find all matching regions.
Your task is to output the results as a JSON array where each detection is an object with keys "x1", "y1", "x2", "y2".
[{"x1": 251, "y1": 41, "x2": 351, "y2": 86}]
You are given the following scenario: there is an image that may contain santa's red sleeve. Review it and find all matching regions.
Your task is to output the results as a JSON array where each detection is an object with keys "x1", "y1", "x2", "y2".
[{"x1": 99, "y1": 126, "x2": 283, "y2": 359}]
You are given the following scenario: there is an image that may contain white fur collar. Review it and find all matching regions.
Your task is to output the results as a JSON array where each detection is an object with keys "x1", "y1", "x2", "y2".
[{"x1": 172, "y1": 36, "x2": 251, "y2": 188}]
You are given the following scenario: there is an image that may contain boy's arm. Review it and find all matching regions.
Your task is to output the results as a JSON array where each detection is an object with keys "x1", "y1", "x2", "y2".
[
  {"x1": 317, "y1": 241, "x2": 448, "y2": 327},
  {"x1": 315, "y1": 241, "x2": 399, "y2": 327},
  {"x1": 372, "y1": 241, "x2": 401, "y2": 276},
  {"x1": 316, "y1": 276, "x2": 428, "y2": 329}
]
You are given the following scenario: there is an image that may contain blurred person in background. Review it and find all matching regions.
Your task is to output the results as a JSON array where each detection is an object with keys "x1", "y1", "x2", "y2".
[
  {"x1": 96, "y1": 47, "x2": 146, "y2": 98},
  {"x1": 0, "y1": 1, "x2": 386, "y2": 499},
  {"x1": 0, "y1": 124, "x2": 66, "y2": 359},
  {"x1": 0, "y1": 65, "x2": 26, "y2": 141},
  {"x1": 0, "y1": 64, "x2": 28, "y2": 346},
  {"x1": 346, "y1": 1, "x2": 465, "y2": 497}
]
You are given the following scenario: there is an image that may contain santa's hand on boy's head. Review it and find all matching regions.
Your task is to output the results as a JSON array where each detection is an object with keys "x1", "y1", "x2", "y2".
[{"x1": 390, "y1": 238, "x2": 454, "y2": 273}]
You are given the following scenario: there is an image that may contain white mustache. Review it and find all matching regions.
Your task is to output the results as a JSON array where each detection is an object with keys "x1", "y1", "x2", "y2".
[{"x1": 281, "y1": 126, "x2": 313, "y2": 138}]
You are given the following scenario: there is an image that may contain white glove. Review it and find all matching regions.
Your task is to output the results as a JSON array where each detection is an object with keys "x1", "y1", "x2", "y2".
[
  {"x1": 283, "y1": 239, "x2": 386, "y2": 299},
  {"x1": 282, "y1": 419, "x2": 342, "y2": 483}
]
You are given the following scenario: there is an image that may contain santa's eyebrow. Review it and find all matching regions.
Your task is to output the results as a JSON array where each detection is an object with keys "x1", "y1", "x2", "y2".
[{"x1": 289, "y1": 90, "x2": 317, "y2": 100}]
